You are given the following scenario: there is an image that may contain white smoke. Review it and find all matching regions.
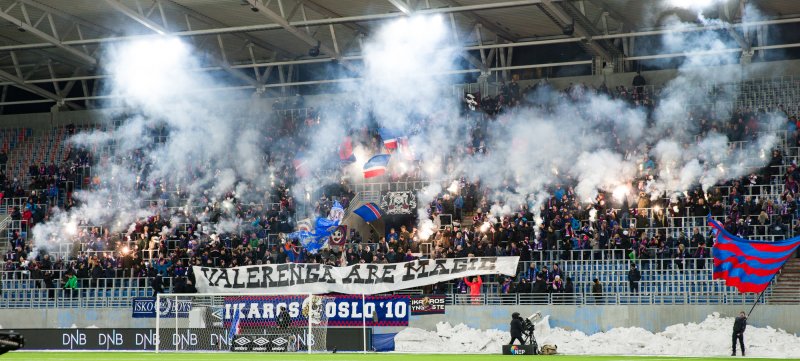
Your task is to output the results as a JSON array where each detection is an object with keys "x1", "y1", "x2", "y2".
[
  {"x1": 29, "y1": 4, "x2": 787, "y2": 257},
  {"x1": 31, "y1": 36, "x2": 277, "y2": 254}
]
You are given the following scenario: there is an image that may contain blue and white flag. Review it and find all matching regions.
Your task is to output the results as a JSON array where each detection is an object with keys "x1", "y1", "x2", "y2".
[
  {"x1": 353, "y1": 202, "x2": 383, "y2": 223},
  {"x1": 287, "y1": 201, "x2": 345, "y2": 254},
  {"x1": 364, "y1": 154, "x2": 391, "y2": 178},
  {"x1": 228, "y1": 305, "x2": 241, "y2": 343}
]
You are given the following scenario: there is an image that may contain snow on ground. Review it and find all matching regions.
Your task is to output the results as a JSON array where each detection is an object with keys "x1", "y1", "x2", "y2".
[{"x1": 395, "y1": 313, "x2": 800, "y2": 357}]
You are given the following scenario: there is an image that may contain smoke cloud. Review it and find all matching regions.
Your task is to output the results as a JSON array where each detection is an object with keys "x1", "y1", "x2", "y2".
[{"x1": 29, "y1": 3, "x2": 786, "y2": 255}]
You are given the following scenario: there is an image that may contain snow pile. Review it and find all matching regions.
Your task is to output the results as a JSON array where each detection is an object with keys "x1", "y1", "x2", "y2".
[
  {"x1": 395, "y1": 322, "x2": 509, "y2": 353},
  {"x1": 396, "y1": 313, "x2": 800, "y2": 357}
]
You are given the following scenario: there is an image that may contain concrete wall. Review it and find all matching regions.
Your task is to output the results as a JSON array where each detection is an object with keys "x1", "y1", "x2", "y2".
[
  {"x1": 0, "y1": 308, "x2": 154, "y2": 329},
  {"x1": 408, "y1": 305, "x2": 800, "y2": 336},
  {"x1": 2, "y1": 305, "x2": 797, "y2": 336}
]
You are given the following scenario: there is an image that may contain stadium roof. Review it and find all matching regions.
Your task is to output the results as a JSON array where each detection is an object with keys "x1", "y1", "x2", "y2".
[{"x1": 0, "y1": 0, "x2": 799, "y2": 112}]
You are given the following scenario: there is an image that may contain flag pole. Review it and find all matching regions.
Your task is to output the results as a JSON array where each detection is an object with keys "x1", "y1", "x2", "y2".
[
  {"x1": 366, "y1": 221, "x2": 380, "y2": 238},
  {"x1": 746, "y1": 288, "x2": 767, "y2": 318},
  {"x1": 746, "y1": 272, "x2": 779, "y2": 318}
]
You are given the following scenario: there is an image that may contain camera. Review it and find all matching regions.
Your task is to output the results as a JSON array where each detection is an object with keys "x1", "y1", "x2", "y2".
[{"x1": 522, "y1": 317, "x2": 536, "y2": 333}]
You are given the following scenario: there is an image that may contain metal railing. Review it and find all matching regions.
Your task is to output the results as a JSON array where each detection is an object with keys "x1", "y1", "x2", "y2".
[
  {"x1": 0, "y1": 287, "x2": 151, "y2": 308},
  {"x1": 445, "y1": 291, "x2": 775, "y2": 305},
  {"x1": 1, "y1": 197, "x2": 29, "y2": 213},
  {"x1": 353, "y1": 180, "x2": 439, "y2": 194}
]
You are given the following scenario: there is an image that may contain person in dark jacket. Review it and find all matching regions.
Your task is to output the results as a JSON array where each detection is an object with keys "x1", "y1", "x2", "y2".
[
  {"x1": 277, "y1": 306, "x2": 291, "y2": 329},
  {"x1": 732, "y1": 311, "x2": 747, "y2": 356},
  {"x1": 563, "y1": 276, "x2": 575, "y2": 304},
  {"x1": 628, "y1": 262, "x2": 641, "y2": 293},
  {"x1": 151, "y1": 273, "x2": 163, "y2": 296},
  {"x1": 591, "y1": 278, "x2": 603, "y2": 304},
  {"x1": 532, "y1": 275, "x2": 548, "y2": 294},
  {"x1": 508, "y1": 312, "x2": 524, "y2": 345}
]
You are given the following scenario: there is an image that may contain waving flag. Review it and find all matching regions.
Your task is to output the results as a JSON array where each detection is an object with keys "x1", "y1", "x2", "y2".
[
  {"x1": 294, "y1": 152, "x2": 309, "y2": 178},
  {"x1": 339, "y1": 136, "x2": 356, "y2": 163},
  {"x1": 363, "y1": 154, "x2": 390, "y2": 178},
  {"x1": 228, "y1": 307, "x2": 241, "y2": 343},
  {"x1": 354, "y1": 202, "x2": 383, "y2": 223},
  {"x1": 379, "y1": 128, "x2": 402, "y2": 151},
  {"x1": 709, "y1": 216, "x2": 800, "y2": 293},
  {"x1": 287, "y1": 201, "x2": 344, "y2": 254}
]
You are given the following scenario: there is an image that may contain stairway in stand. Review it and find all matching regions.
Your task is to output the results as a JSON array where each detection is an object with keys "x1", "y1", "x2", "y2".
[{"x1": 769, "y1": 257, "x2": 800, "y2": 304}]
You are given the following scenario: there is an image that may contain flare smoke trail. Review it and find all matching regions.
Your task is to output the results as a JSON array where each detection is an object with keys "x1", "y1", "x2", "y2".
[
  {"x1": 336, "y1": 5, "x2": 785, "y2": 240},
  {"x1": 31, "y1": 37, "x2": 277, "y2": 253}
]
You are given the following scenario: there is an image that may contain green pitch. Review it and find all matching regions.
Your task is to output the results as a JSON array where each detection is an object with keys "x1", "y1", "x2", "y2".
[{"x1": 4, "y1": 353, "x2": 797, "y2": 361}]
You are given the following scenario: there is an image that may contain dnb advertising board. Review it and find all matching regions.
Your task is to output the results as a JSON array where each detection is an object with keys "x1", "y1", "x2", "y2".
[{"x1": 15, "y1": 328, "x2": 370, "y2": 351}]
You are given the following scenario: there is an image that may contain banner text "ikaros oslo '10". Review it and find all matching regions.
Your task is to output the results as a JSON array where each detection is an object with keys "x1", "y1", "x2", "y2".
[{"x1": 193, "y1": 256, "x2": 519, "y2": 294}]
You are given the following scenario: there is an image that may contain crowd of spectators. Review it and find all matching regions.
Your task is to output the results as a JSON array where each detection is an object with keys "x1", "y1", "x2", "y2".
[{"x1": 2, "y1": 77, "x2": 800, "y2": 299}]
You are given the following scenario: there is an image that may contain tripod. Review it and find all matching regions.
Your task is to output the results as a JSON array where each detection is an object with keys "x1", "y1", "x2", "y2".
[{"x1": 521, "y1": 320, "x2": 539, "y2": 354}]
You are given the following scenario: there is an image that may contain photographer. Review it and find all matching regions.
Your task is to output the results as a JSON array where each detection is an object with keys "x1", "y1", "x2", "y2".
[{"x1": 508, "y1": 312, "x2": 524, "y2": 345}]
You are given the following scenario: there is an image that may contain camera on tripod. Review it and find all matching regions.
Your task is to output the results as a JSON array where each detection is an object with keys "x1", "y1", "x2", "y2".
[
  {"x1": 522, "y1": 317, "x2": 536, "y2": 333},
  {"x1": 520, "y1": 313, "x2": 540, "y2": 350}
]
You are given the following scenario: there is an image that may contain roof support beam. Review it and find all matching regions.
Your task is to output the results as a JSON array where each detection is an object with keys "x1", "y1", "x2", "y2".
[
  {"x1": 245, "y1": 0, "x2": 344, "y2": 63},
  {"x1": 587, "y1": 0, "x2": 631, "y2": 31},
  {"x1": 0, "y1": 67, "x2": 63, "y2": 103},
  {"x1": 10, "y1": 36, "x2": 800, "y2": 107},
  {"x1": 159, "y1": 0, "x2": 293, "y2": 58},
  {"x1": 0, "y1": 0, "x2": 556, "y2": 52},
  {"x1": 0, "y1": 2, "x2": 96, "y2": 66},
  {"x1": 441, "y1": 0, "x2": 517, "y2": 42},
  {"x1": 103, "y1": 0, "x2": 166, "y2": 35},
  {"x1": 386, "y1": 0, "x2": 413, "y2": 14},
  {"x1": 538, "y1": 0, "x2": 615, "y2": 60},
  {"x1": 719, "y1": 1, "x2": 751, "y2": 53}
]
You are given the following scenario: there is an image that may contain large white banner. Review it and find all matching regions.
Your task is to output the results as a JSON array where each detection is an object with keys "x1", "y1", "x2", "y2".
[{"x1": 192, "y1": 256, "x2": 519, "y2": 295}]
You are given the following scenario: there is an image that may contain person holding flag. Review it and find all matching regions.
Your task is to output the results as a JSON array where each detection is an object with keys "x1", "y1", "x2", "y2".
[
  {"x1": 732, "y1": 311, "x2": 747, "y2": 356},
  {"x1": 708, "y1": 215, "x2": 800, "y2": 356}
]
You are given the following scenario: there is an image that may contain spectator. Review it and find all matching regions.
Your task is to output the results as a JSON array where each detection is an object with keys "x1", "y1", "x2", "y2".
[
  {"x1": 454, "y1": 194, "x2": 464, "y2": 221},
  {"x1": 563, "y1": 276, "x2": 575, "y2": 303},
  {"x1": 592, "y1": 278, "x2": 603, "y2": 304},
  {"x1": 674, "y1": 244, "x2": 688, "y2": 272},
  {"x1": 628, "y1": 262, "x2": 641, "y2": 293},
  {"x1": 501, "y1": 277, "x2": 513, "y2": 294},
  {"x1": 532, "y1": 274, "x2": 547, "y2": 294},
  {"x1": 463, "y1": 276, "x2": 483, "y2": 304},
  {"x1": 632, "y1": 71, "x2": 646, "y2": 88},
  {"x1": 63, "y1": 271, "x2": 78, "y2": 297},
  {"x1": 151, "y1": 273, "x2": 163, "y2": 296},
  {"x1": 551, "y1": 275, "x2": 563, "y2": 293}
]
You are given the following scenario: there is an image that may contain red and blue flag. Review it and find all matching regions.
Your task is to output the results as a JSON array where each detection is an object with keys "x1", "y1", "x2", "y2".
[
  {"x1": 293, "y1": 151, "x2": 309, "y2": 178},
  {"x1": 363, "y1": 154, "x2": 390, "y2": 178},
  {"x1": 353, "y1": 202, "x2": 383, "y2": 223},
  {"x1": 709, "y1": 216, "x2": 800, "y2": 293},
  {"x1": 379, "y1": 128, "x2": 403, "y2": 151},
  {"x1": 339, "y1": 136, "x2": 356, "y2": 163}
]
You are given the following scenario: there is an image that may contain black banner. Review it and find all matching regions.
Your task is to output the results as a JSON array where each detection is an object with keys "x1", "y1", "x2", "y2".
[
  {"x1": 502, "y1": 344, "x2": 537, "y2": 355},
  {"x1": 231, "y1": 334, "x2": 297, "y2": 352},
  {"x1": 12, "y1": 328, "x2": 371, "y2": 351}
]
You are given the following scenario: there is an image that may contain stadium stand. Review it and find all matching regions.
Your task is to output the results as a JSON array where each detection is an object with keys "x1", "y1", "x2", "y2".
[{"x1": 1, "y1": 76, "x2": 799, "y2": 309}]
